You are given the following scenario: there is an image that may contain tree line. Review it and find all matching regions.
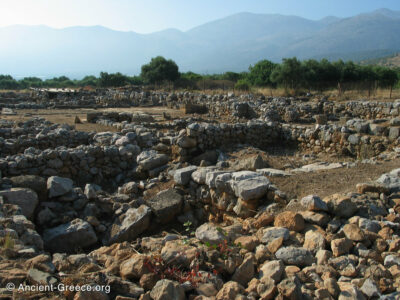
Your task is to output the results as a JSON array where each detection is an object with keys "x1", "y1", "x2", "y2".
[{"x1": 0, "y1": 56, "x2": 399, "y2": 93}]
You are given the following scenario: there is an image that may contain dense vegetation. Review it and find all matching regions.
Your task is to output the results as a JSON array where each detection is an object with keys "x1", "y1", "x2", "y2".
[{"x1": 0, "y1": 56, "x2": 399, "y2": 92}]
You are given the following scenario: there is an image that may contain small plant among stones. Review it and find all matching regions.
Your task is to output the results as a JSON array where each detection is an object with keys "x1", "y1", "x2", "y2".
[
  {"x1": 182, "y1": 221, "x2": 195, "y2": 244},
  {"x1": 143, "y1": 253, "x2": 207, "y2": 287},
  {"x1": 204, "y1": 239, "x2": 233, "y2": 260},
  {"x1": 0, "y1": 233, "x2": 15, "y2": 250}
]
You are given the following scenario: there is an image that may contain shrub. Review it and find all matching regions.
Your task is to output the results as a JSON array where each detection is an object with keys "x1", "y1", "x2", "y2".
[{"x1": 234, "y1": 79, "x2": 251, "y2": 91}]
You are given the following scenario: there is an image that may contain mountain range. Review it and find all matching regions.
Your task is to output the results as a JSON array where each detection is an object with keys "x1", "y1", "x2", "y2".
[{"x1": 1, "y1": 8, "x2": 400, "y2": 78}]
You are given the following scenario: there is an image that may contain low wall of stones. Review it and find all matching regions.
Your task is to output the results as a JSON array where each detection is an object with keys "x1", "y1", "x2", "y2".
[
  {"x1": 290, "y1": 124, "x2": 398, "y2": 158},
  {"x1": 0, "y1": 127, "x2": 94, "y2": 156},
  {"x1": 0, "y1": 144, "x2": 140, "y2": 188},
  {"x1": 174, "y1": 121, "x2": 400, "y2": 161},
  {"x1": 205, "y1": 98, "x2": 400, "y2": 123},
  {"x1": 173, "y1": 121, "x2": 290, "y2": 162}
]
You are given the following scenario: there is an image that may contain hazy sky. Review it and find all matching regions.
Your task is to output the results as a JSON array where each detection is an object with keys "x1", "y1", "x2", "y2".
[{"x1": 1, "y1": 0, "x2": 400, "y2": 33}]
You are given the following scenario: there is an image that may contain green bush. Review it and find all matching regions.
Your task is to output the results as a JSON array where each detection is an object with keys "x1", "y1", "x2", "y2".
[{"x1": 234, "y1": 79, "x2": 251, "y2": 91}]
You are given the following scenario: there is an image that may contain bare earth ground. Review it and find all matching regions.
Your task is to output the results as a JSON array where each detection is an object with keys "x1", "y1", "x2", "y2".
[
  {"x1": 271, "y1": 158, "x2": 400, "y2": 200},
  {"x1": 0, "y1": 107, "x2": 186, "y2": 132},
  {"x1": 2, "y1": 107, "x2": 399, "y2": 201},
  {"x1": 226, "y1": 147, "x2": 400, "y2": 199}
]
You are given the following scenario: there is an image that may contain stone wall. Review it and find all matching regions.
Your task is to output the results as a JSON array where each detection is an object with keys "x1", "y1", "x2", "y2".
[{"x1": 173, "y1": 121, "x2": 400, "y2": 161}]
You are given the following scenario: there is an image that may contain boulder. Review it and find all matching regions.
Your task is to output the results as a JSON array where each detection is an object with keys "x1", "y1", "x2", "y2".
[
  {"x1": 47, "y1": 176, "x2": 73, "y2": 198},
  {"x1": 191, "y1": 167, "x2": 219, "y2": 184},
  {"x1": 177, "y1": 136, "x2": 197, "y2": 148},
  {"x1": 231, "y1": 172, "x2": 270, "y2": 201},
  {"x1": 43, "y1": 219, "x2": 97, "y2": 253},
  {"x1": 0, "y1": 188, "x2": 38, "y2": 220},
  {"x1": 173, "y1": 166, "x2": 197, "y2": 185},
  {"x1": 10, "y1": 175, "x2": 47, "y2": 201},
  {"x1": 376, "y1": 173, "x2": 400, "y2": 193},
  {"x1": 106, "y1": 205, "x2": 151, "y2": 245},
  {"x1": 233, "y1": 155, "x2": 268, "y2": 171},
  {"x1": 137, "y1": 150, "x2": 169, "y2": 171},
  {"x1": 145, "y1": 189, "x2": 183, "y2": 224}
]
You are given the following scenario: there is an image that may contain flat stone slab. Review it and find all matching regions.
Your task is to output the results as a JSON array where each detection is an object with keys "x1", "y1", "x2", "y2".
[
  {"x1": 257, "y1": 168, "x2": 292, "y2": 177},
  {"x1": 291, "y1": 162, "x2": 344, "y2": 173}
]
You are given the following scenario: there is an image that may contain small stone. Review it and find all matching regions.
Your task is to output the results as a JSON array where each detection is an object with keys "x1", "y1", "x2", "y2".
[
  {"x1": 331, "y1": 238, "x2": 353, "y2": 257},
  {"x1": 274, "y1": 211, "x2": 305, "y2": 232},
  {"x1": 259, "y1": 260, "x2": 284, "y2": 282},
  {"x1": 303, "y1": 230, "x2": 326, "y2": 253},
  {"x1": 252, "y1": 212, "x2": 274, "y2": 228},
  {"x1": 338, "y1": 286, "x2": 366, "y2": 300},
  {"x1": 195, "y1": 223, "x2": 227, "y2": 245},
  {"x1": 277, "y1": 277, "x2": 302, "y2": 299},
  {"x1": 316, "y1": 250, "x2": 332, "y2": 265},
  {"x1": 267, "y1": 237, "x2": 284, "y2": 254},
  {"x1": 301, "y1": 195, "x2": 328, "y2": 211},
  {"x1": 275, "y1": 247, "x2": 314, "y2": 267},
  {"x1": 324, "y1": 278, "x2": 340, "y2": 298},
  {"x1": 196, "y1": 283, "x2": 218, "y2": 297},
  {"x1": 232, "y1": 254, "x2": 254, "y2": 286},
  {"x1": 120, "y1": 255, "x2": 150, "y2": 280},
  {"x1": 360, "y1": 278, "x2": 380, "y2": 298},
  {"x1": 150, "y1": 279, "x2": 185, "y2": 300},
  {"x1": 216, "y1": 281, "x2": 244, "y2": 300},
  {"x1": 234, "y1": 236, "x2": 258, "y2": 251},
  {"x1": 260, "y1": 227, "x2": 290, "y2": 244},
  {"x1": 342, "y1": 224, "x2": 365, "y2": 242},
  {"x1": 84, "y1": 184, "x2": 99, "y2": 200},
  {"x1": 323, "y1": 194, "x2": 357, "y2": 218},
  {"x1": 257, "y1": 277, "x2": 277, "y2": 300}
]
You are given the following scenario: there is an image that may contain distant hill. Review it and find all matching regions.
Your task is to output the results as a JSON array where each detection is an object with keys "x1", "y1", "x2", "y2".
[
  {"x1": 0, "y1": 8, "x2": 399, "y2": 78},
  {"x1": 360, "y1": 53, "x2": 400, "y2": 68}
]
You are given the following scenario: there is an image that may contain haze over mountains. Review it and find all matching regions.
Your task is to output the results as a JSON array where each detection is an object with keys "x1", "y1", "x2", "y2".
[{"x1": 1, "y1": 8, "x2": 400, "y2": 78}]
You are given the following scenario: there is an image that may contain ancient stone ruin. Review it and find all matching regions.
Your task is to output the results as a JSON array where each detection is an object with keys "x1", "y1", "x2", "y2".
[{"x1": 1, "y1": 88, "x2": 400, "y2": 299}]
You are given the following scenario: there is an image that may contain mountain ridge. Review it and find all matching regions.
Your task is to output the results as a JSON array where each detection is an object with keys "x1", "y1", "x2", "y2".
[{"x1": 0, "y1": 8, "x2": 399, "y2": 78}]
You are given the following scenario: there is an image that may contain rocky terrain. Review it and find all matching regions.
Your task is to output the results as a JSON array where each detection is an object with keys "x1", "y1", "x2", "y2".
[{"x1": 1, "y1": 89, "x2": 400, "y2": 299}]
